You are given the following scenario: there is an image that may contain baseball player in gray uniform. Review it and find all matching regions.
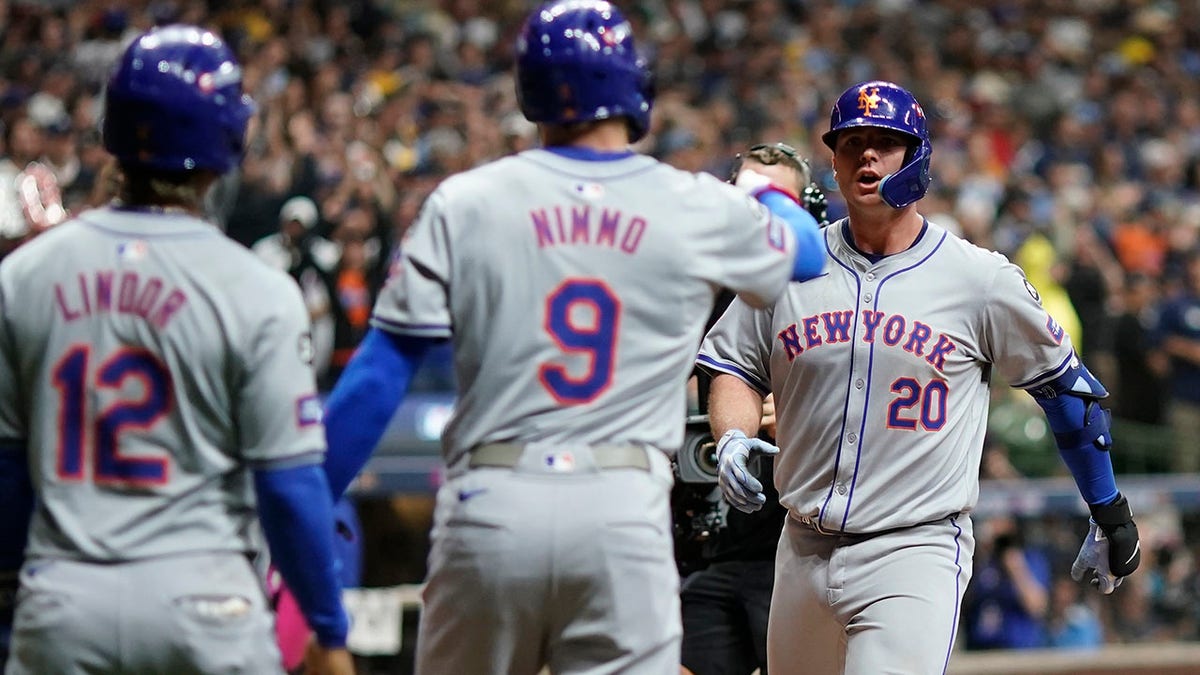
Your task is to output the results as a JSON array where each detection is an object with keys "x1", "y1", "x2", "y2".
[
  {"x1": 0, "y1": 26, "x2": 353, "y2": 675},
  {"x1": 699, "y1": 81, "x2": 1141, "y2": 675},
  {"x1": 318, "y1": 3, "x2": 824, "y2": 674}
]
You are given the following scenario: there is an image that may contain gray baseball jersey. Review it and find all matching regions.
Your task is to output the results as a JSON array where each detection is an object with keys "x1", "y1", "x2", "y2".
[
  {"x1": 700, "y1": 218, "x2": 1072, "y2": 673},
  {"x1": 0, "y1": 207, "x2": 325, "y2": 562},
  {"x1": 373, "y1": 147, "x2": 800, "y2": 674},
  {"x1": 700, "y1": 218, "x2": 1074, "y2": 534},
  {"x1": 375, "y1": 148, "x2": 797, "y2": 467}
]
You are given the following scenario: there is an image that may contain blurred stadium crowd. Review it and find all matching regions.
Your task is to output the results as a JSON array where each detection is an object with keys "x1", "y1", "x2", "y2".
[{"x1": 1, "y1": 0, "x2": 1199, "y2": 659}]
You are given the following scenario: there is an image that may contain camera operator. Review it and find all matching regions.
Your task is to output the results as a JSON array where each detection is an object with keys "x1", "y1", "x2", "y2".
[{"x1": 676, "y1": 143, "x2": 827, "y2": 675}]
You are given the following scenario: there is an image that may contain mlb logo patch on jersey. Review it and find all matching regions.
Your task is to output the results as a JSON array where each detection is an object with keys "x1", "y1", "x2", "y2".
[
  {"x1": 574, "y1": 182, "x2": 605, "y2": 201},
  {"x1": 542, "y1": 450, "x2": 576, "y2": 472},
  {"x1": 296, "y1": 394, "x2": 323, "y2": 427},
  {"x1": 117, "y1": 240, "x2": 148, "y2": 262}
]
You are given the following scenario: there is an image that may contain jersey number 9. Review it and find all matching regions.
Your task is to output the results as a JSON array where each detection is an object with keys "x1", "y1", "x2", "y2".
[{"x1": 538, "y1": 278, "x2": 620, "y2": 405}]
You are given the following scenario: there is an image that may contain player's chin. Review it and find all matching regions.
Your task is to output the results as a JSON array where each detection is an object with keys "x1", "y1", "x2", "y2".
[{"x1": 848, "y1": 187, "x2": 885, "y2": 208}]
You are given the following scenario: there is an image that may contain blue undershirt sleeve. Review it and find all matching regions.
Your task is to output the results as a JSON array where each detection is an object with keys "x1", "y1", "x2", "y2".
[
  {"x1": 756, "y1": 188, "x2": 825, "y2": 282},
  {"x1": 254, "y1": 463, "x2": 348, "y2": 647},
  {"x1": 0, "y1": 442, "x2": 33, "y2": 572},
  {"x1": 322, "y1": 327, "x2": 434, "y2": 499}
]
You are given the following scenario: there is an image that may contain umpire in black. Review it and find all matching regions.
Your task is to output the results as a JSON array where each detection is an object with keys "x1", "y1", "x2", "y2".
[{"x1": 679, "y1": 143, "x2": 827, "y2": 675}]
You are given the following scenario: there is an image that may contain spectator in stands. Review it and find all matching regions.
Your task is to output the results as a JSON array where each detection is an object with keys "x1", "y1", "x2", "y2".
[
  {"x1": 1157, "y1": 249, "x2": 1200, "y2": 473},
  {"x1": 1111, "y1": 272, "x2": 1171, "y2": 471},
  {"x1": 1046, "y1": 577, "x2": 1104, "y2": 649},
  {"x1": 253, "y1": 196, "x2": 340, "y2": 385},
  {"x1": 1146, "y1": 541, "x2": 1198, "y2": 641},
  {"x1": 1064, "y1": 223, "x2": 1125, "y2": 367},
  {"x1": 325, "y1": 206, "x2": 387, "y2": 388},
  {"x1": 1113, "y1": 273, "x2": 1168, "y2": 427},
  {"x1": 964, "y1": 517, "x2": 1052, "y2": 650}
]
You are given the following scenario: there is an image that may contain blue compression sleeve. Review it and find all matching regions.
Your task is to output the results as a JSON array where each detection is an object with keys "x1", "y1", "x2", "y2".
[
  {"x1": 255, "y1": 463, "x2": 348, "y2": 647},
  {"x1": 756, "y1": 188, "x2": 825, "y2": 281},
  {"x1": 0, "y1": 442, "x2": 33, "y2": 571},
  {"x1": 1036, "y1": 395, "x2": 1119, "y2": 505},
  {"x1": 323, "y1": 327, "x2": 433, "y2": 499}
]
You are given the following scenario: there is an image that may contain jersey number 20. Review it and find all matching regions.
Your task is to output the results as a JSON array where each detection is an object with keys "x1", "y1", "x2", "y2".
[
  {"x1": 539, "y1": 278, "x2": 620, "y2": 405},
  {"x1": 887, "y1": 377, "x2": 948, "y2": 431},
  {"x1": 52, "y1": 344, "x2": 173, "y2": 486}
]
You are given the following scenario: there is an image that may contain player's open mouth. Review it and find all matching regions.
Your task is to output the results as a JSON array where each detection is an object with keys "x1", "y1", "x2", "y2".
[{"x1": 856, "y1": 172, "x2": 881, "y2": 187}]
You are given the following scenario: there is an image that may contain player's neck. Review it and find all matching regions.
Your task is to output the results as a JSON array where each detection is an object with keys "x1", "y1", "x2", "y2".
[
  {"x1": 846, "y1": 207, "x2": 924, "y2": 256},
  {"x1": 540, "y1": 119, "x2": 632, "y2": 151},
  {"x1": 117, "y1": 169, "x2": 218, "y2": 217}
]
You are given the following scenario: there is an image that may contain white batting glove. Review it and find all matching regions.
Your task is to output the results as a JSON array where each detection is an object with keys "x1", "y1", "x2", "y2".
[
  {"x1": 733, "y1": 168, "x2": 775, "y2": 197},
  {"x1": 716, "y1": 429, "x2": 779, "y2": 513},
  {"x1": 1071, "y1": 519, "x2": 1123, "y2": 594}
]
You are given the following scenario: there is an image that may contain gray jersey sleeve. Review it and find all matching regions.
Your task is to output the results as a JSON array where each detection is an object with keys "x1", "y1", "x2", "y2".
[
  {"x1": 694, "y1": 177, "x2": 796, "y2": 310},
  {"x1": 697, "y1": 296, "x2": 776, "y2": 396},
  {"x1": 237, "y1": 275, "x2": 326, "y2": 466},
  {"x1": 980, "y1": 257, "x2": 1075, "y2": 386},
  {"x1": 371, "y1": 190, "x2": 453, "y2": 339}
]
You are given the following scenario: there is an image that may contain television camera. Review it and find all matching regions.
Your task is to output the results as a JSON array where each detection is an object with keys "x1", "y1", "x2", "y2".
[{"x1": 672, "y1": 414, "x2": 725, "y2": 550}]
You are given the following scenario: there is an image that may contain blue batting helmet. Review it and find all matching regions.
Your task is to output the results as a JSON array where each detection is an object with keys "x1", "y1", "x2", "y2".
[
  {"x1": 516, "y1": 0, "x2": 654, "y2": 142},
  {"x1": 102, "y1": 24, "x2": 255, "y2": 174},
  {"x1": 821, "y1": 81, "x2": 931, "y2": 209}
]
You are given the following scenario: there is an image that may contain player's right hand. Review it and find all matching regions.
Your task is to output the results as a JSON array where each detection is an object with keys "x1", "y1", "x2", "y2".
[
  {"x1": 303, "y1": 639, "x2": 356, "y2": 675},
  {"x1": 716, "y1": 429, "x2": 779, "y2": 513}
]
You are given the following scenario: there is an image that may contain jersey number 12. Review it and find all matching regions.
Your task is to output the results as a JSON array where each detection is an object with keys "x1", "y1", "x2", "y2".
[{"x1": 52, "y1": 344, "x2": 173, "y2": 486}]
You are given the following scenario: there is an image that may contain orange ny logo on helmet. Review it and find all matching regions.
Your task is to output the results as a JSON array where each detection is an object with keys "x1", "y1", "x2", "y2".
[{"x1": 857, "y1": 86, "x2": 882, "y2": 116}]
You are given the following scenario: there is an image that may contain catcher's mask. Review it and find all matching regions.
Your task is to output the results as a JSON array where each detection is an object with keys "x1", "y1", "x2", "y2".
[{"x1": 729, "y1": 142, "x2": 828, "y2": 227}]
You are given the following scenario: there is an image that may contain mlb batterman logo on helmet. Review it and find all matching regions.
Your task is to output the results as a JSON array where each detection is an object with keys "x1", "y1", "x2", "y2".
[{"x1": 857, "y1": 86, "x2": 882, "y2": 116}]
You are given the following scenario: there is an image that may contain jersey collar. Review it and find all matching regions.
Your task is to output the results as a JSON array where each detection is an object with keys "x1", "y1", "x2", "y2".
[
  {"x1": 839, "y1": 217, "x2": 930, "y2": 265},
  {"x1": 543, "y1": 146, "x2": 637, "y2": 161}
]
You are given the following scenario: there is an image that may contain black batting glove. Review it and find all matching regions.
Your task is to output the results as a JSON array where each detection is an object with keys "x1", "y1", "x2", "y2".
[{"x1": 1071, "y1": 493, "x2": 1140, "y2": 594}]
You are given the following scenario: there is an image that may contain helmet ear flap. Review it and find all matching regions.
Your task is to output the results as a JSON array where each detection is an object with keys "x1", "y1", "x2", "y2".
[{"x1": 878, "y1": 139, "x2": 932, "y2": 209}]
